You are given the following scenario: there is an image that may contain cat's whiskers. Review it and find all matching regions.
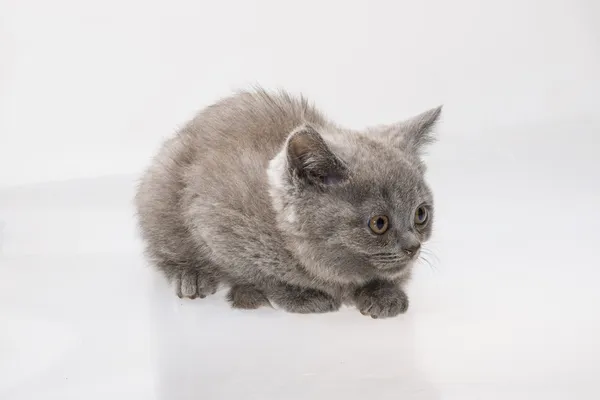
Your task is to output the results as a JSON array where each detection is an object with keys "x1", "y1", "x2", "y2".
[
  {"x1": 420, "y1": 247, "x2": 440, "y2": 265},
  {"x1": 371, "y1": 252, "x2": 404, "y2": 263},
  {"x1": 418, "y1": 247, "x2": 440, "y2": 272}
]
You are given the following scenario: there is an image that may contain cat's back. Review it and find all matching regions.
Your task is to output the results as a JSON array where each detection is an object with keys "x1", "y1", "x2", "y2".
[
  {"x1": 180, "y1": 90, "x2": 326, "y2": 211},
  {"x1": 185, "y1": 89, "x2": 325, "y2": 158}
]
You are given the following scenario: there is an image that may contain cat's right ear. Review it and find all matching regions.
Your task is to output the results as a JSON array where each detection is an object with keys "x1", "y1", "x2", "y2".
[
  {"x1": 373, "y1": 106, "x2": 442, "y2": 155},
  {"x1": 286, "y1": 125, "x2": 347, "y2": 187}
]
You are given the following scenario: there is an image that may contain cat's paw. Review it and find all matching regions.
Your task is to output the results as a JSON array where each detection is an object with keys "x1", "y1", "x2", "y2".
[
  {"x1": 354, "y1": 281, "x2": 409, "y2": 319},
  {"x1": 175, "y1": 270, "x2": 218, "y2": 299},
  {"x1": 273, "y1": 286, "x2": 341, "y2": 314},
  {"x1": 227, "y1": 285, "x2": 271, "y2": 309}
]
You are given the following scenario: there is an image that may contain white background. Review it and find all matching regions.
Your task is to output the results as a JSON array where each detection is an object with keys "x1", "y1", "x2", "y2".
[
  {"x1": 2, "y1": 0, "x2": 599, "y2": 186},
  {"x1": 1, "y1": 0, "x2": 600, "y2": 399}
]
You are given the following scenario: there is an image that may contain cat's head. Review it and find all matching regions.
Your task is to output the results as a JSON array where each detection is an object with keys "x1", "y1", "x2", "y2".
[{"x1": 267, "y1": 106, "x2": 441, "y2": 283}]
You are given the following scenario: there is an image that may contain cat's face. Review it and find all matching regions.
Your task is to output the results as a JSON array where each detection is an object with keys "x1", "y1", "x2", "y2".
[
  {"x1": 301, "y1": 153, "x2": 434, "y2": 278},
  {"x1": 268, "y1": 107, "x2": 441, "y2": 283}
]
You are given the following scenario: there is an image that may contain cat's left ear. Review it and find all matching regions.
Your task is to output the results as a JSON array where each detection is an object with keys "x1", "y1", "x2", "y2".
[
  {"x1": 376, "y1": 106, "x2": 442, "y2": 155},
  {"x1": 286, "y1": 124, "x2": 348, "y2": 187}
]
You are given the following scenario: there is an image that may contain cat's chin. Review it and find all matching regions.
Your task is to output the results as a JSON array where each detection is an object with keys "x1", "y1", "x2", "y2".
[{"x1": 375, "y1": 262, "x2": 413, "y2": 279}]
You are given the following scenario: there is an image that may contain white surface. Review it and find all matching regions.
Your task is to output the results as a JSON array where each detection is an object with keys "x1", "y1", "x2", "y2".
[
  {"x1": 1, "y1": 0, "x2": 599, "y2": 186},
  {"x1": 2, "y1": 0, "x2": 600, "y2": 398},
  {"x1": 1, "y1": 116, "x2": 600, "y2": 399}
]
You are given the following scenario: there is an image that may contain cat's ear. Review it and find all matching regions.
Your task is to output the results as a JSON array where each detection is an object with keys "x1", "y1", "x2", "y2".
[
  {"x1": 378, "y1": 106, "x2": 442, "y2": 155},
  {"x1": 286, "y1": 124, "x2": 347, "y2": 186}
]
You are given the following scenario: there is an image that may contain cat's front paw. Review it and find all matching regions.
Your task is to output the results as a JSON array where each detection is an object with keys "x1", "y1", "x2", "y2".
[
  {"x1": 354, "y1": 281, "x2": 409, "y2": 319},
  {"x1": 175, "y1": 270, "x2": 218, "y2": 299},
  {"x1": 227, "y1": 285, "x2": 271, "y2": 309},
  {"x1": 272, "y1": 286, "x2": 341, "y2": 314}
]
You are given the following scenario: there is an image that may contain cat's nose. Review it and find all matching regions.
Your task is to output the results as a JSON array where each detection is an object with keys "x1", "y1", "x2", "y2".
[{"x1": 403, "y1": 243, "x2": 421, "y2": 258}]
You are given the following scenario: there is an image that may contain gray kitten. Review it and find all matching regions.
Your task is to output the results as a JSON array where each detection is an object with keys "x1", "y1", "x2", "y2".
[{"x1": 135, "y1": 89, "x2": 441, "y2": 318}]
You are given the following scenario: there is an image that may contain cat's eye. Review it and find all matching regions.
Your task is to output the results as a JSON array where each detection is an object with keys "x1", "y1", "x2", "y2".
[
  {"x1": 368, "y1": 215, "x2": 389, "y2": 235},
  {"x1": 414, "y1": 206, "x2": 428, "y2": 226}
]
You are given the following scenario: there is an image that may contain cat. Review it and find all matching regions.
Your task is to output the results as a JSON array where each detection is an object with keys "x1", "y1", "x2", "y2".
[{"x1": 135, "y1": 89, "x2": 441, "y2": 318}]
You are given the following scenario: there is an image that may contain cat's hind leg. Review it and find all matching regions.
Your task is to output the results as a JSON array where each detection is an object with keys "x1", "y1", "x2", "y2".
[
  {"x1": 174, "y1": 267, "x2": 219, "y2": 299},
  {"x1": 148, "y1": 248, "x2": 220, "y2": 299}
]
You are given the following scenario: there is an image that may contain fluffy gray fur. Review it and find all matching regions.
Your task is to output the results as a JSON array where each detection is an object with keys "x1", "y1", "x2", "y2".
[{"x1": 135, "y1": 89, "x2": 441, "y2": 318}]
